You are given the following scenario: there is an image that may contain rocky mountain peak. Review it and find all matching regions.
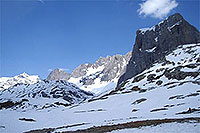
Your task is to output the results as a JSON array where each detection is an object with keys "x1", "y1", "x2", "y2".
[
  {"x1": 47, "y1": 52, "x2": 131, "y2": 93},
  {"x1": 71, "y1": 63, "x2": 92, "y2": 78},
  {"x1": 47, "y1": 68, "x2": 71, "y2": 81},
  {"x1": 118, "y1": 13, "x2": 200, "y2": 86}
]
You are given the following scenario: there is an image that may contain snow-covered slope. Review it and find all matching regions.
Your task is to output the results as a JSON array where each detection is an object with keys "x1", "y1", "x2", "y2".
[
  {"x1": 0, "y1": 72, "x2": 40, "y2": 90},
  {"x1": 1, "y1": 43, "x2": 199, "y2": 133},
  {"x1": 0, "y1": 80, "x2": 93, "y2": 111}
]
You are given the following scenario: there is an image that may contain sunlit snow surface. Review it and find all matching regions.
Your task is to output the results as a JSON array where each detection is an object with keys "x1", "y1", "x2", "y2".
[{"x1": 0, "y1": 43, "x2": 200, "y2": 132}]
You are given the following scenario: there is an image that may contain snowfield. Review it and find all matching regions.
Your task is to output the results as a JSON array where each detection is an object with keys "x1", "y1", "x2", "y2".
[{"x1": 0, "y1": 43, "x2": 200, "y2": 132}]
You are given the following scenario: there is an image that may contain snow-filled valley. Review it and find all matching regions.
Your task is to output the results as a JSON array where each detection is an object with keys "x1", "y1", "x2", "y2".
[{"x1": 0, "y1": 43, "x2": 200, "y2": 133}]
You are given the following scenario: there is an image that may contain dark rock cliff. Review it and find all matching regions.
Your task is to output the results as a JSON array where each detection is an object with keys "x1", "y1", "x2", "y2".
[{"x1": 118, "y1": 13, "x2": 200, "y2": 86}]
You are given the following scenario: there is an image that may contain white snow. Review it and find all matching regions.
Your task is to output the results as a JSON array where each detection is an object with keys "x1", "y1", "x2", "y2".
[
  {"x1": 146, "y1": 47, "x2": 156, "y2": 53},
  {"x1": 86, "y1": 65, "x2": 104, "y2": 76},
  {"x1": 139, "y1": 26, "x2": 156, "y2": 34},
  {"x1": 155, "y1": 37, "x2": 158, "y2": 42},
  {"x1": 168, "y1": 20, "x2": 182, "y2": 31}
]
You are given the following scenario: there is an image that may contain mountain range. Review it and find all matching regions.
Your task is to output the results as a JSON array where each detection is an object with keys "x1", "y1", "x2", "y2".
[
  {"x1": 0, "y1": 13, "x2": 199, "y2": 133},
  {"x1": 47, "y1": 51, "x2": 131, "y2": 94}
]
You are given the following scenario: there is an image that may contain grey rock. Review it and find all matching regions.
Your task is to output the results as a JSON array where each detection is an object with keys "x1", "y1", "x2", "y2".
[
  {"x1": 47, "y1": 68, "x2": 71, "y2": 81},
  {"x1": 71, "y1": 63, "x2": 92, "y2": 78},
  {"x1": 101, "y1": 52, "x2": 131, "y2": 82},
  {"x1": 118, "y1": 13, "x2": 200, "y2": 86}
]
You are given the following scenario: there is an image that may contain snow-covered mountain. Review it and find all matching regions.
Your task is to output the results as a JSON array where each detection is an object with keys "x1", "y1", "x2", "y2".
[
  {"x1": 0, "y1": 43, "x2": 199, "y2": 133},
  {"x1": 0, "y1": 72, "x2": 40, "y2": 90},
  {"x1": 48, "y1": 52, "x2": 131, "y2": 94},
  {"x1": 0, "y1": 80, "x2": 93, "y2": 111}
]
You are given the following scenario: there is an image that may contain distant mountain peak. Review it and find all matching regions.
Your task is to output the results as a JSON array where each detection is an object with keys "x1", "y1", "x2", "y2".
[
  {"x1": 47, "y1": 52, "x2": 131, "y2": 93},
  {"x1": 19, "y1": 72, "x2": 29, "y2": 77},
  {"x1": 0, "y1": 73, "x2": 40, "y2": 90},
  {"x1": 47, "y1": 68, "x2": 71, "y2": 81}
]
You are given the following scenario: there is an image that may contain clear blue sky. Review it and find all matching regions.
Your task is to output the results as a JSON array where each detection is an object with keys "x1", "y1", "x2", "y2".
[{"x1": 1, "y1": 0, "x2": 199, "y2": 78}]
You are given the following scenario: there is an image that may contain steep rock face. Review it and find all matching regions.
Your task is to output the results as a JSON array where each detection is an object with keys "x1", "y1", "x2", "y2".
[
  {"x1": 118, "y1": 13, "x2": 200, "y2": 86},
  {"x1": 101, "y1": 53, "x2": 131, "y2": 81},
  {"x1": 47, "y1": 68, "x2": 71, "y2": 81}
]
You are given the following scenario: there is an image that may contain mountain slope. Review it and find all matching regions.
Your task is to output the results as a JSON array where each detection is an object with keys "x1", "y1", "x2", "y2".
[
  {"x1": 0, "y1": 80, "x2": 93, "y2": 111},
  {"x1": 0, "y1": 73, "x2": 40, "y2": 90},
  {"x1": 118, "y1": 13, "x2": 200, "y2": 86}
]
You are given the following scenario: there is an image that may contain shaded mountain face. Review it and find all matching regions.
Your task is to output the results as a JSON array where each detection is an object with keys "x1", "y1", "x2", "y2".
[
  {"x1": 118, "y1": 13, "x2": 200, "y2": 86},
  {"x1": 47, "y1": 52, "x2": 131, "y2": 93}
]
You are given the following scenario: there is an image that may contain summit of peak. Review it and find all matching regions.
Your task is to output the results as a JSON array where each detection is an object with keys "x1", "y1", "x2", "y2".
[
  {"x1": 20, "y1": 72, "x2": 29, "y2": 77},
  {"x1": 138, "y1": 13, "x2": 185, "y2": 34}
]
